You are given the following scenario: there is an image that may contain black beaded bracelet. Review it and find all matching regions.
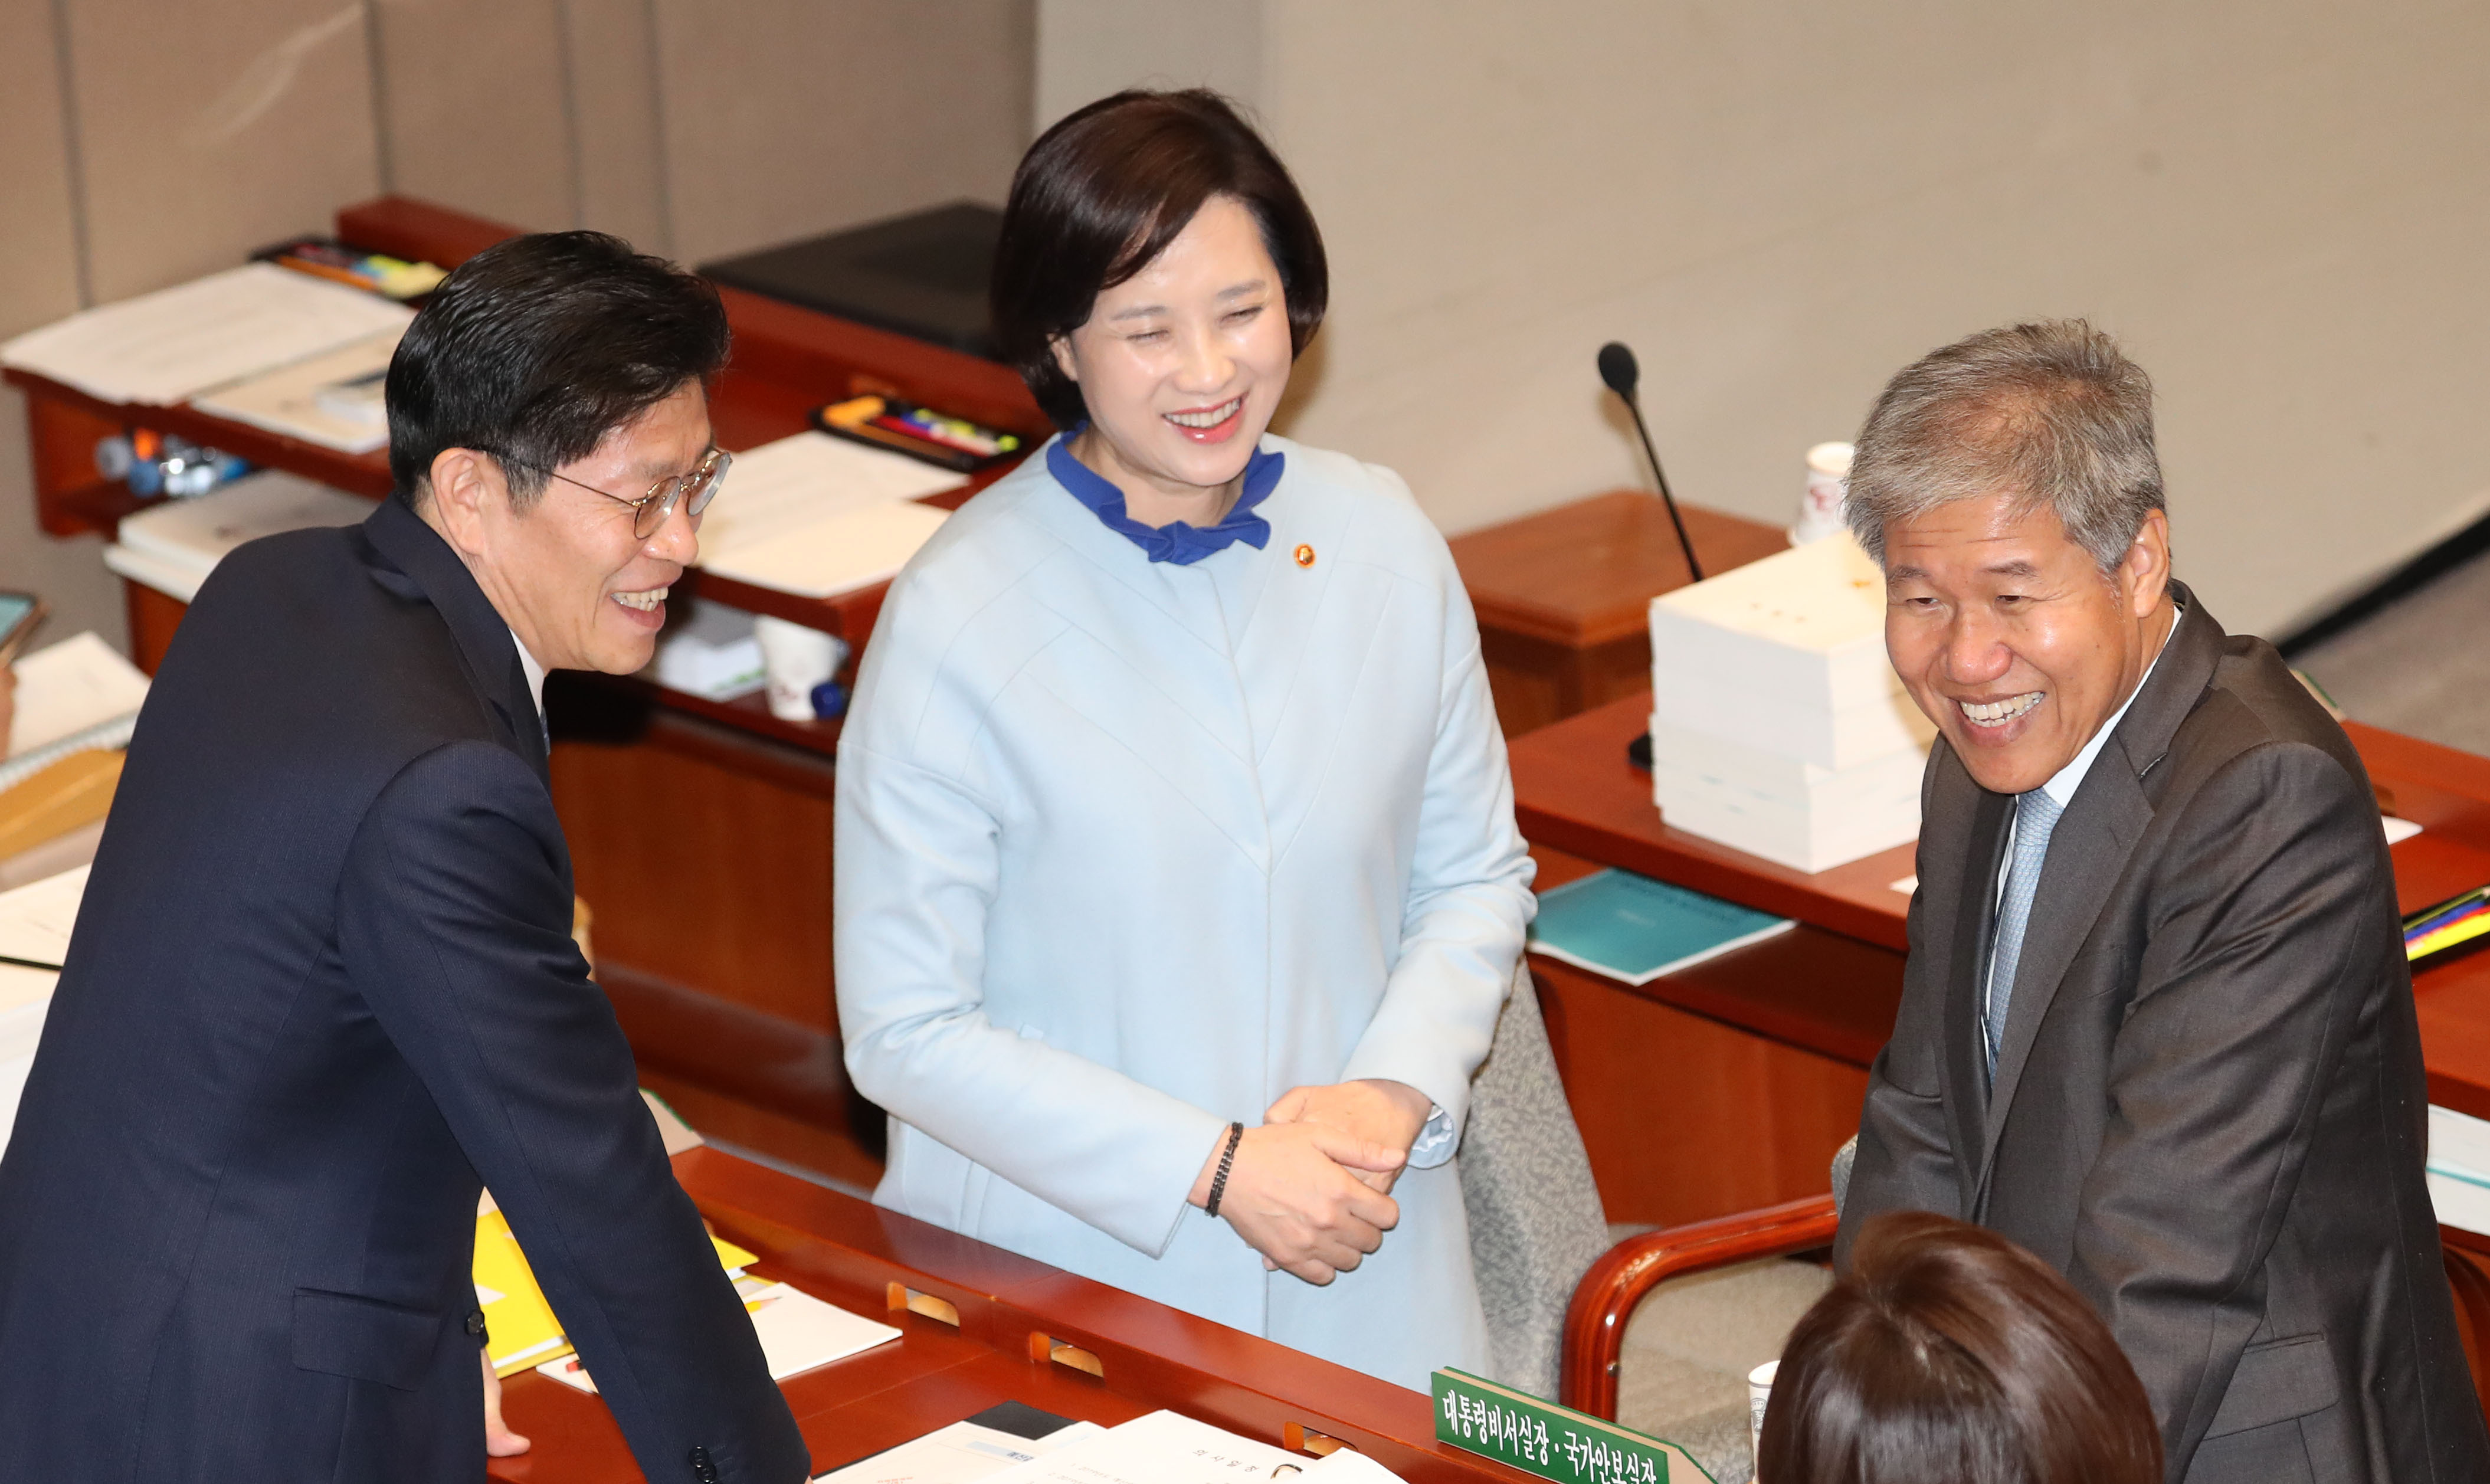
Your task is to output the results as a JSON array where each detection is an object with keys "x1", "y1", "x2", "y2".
[{"x1": 1205, "y1": 1121, "x2": 1246, "y2": 1218}]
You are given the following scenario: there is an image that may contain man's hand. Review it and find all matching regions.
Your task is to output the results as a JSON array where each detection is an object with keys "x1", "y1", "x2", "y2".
[
  {"x1": 1264, "y1": 1079, "x2": 1434, "y2": 1193},
  {"x1": 1192, "y1": 1121, "x2": 1403, "y2": 1285},
  {"x1": 482, "y1": 1347, "x2": 530, "y2": 1457}
]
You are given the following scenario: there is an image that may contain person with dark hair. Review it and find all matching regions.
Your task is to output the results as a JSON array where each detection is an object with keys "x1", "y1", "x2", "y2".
[
  {"x1": 836, "y1": 90, "x2": 1535, "y2": 1390},
  {"x1": 0, "y1": 232, "x2": 810, "y2": 1482},
  {"x1": 1760, "y1": 1211, "x2": 2161, "y2": 1484},
  {"x1": 1836, "y1": 321, "x2": 2489, "y2": 1480}
]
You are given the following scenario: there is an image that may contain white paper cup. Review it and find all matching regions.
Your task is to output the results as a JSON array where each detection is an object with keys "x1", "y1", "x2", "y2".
[
  {"x1": 753, "y1": 615, "x2": 848, "y2": 722},
  {"x1": 1793, "y1": 442, "x2": 1855, "y2": 545},
  {"x1": 1748, "y1": 1358, "x2": 1779, "y2": 1474}
]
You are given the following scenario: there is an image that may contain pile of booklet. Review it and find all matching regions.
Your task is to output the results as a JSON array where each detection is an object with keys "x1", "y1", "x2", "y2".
[
  {"x1": 104, "y1": 471, "x2": 374, "y2": 604},
  {"x1": 1645, "y1": 534, "x2": 1932, "y2": 873},
  {"x1": 2426, "y1": 1105, "x2": 2490, "y2": 1237}
]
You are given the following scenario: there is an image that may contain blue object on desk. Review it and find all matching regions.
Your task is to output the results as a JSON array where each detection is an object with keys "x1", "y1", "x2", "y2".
[
  {"x1": 1529, "y1": 868, "x2": 1794, "y2": 985},
  {"x1": 810, "y1": 680, "x2": 848, "y2": 720}
]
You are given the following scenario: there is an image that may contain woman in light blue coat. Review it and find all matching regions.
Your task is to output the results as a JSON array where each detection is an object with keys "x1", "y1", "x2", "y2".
[{"x1": 834, "y1": 90, "x2": 1535, "y2": 1392}]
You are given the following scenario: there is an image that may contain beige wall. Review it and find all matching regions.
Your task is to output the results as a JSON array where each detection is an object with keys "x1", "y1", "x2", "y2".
[
  {"x1": 1044, "y1": 1, "x2": 2490, "y2": 638},
  {"x1": 4, "y1": 0, "x2": 1034, "y2": 656}
]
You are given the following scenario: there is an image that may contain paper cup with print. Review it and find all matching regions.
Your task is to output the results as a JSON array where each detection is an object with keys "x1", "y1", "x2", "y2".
[
  {"x1": 753, "y1": 615, "x2": 848, "y2": 722},
  {"x1": 1748, "y1": 1358, "x2": 1778, "y2": 1472},
  {"x1": 1792, "y1": 442, "x2": 1855, "y2": 545}
]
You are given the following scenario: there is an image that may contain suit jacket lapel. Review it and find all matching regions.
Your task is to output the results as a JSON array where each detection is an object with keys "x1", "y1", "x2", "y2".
[
  {"x1": 1944, "y1": 777, "x2": 2009, "y2": 1211},
  {"x1": 1974, "y1": 587, "x2": 2225, "y2": 1190},
  {"x1": 361, "y1": 496, "x2": 549, "y2": 781}
]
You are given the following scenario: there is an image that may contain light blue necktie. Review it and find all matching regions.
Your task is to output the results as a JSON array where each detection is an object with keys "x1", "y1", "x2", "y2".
[{"x1": 1987, "y1": 788, "x2": 2065, "y2": 1074}]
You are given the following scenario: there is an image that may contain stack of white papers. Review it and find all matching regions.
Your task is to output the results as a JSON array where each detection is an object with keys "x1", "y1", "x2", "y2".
[
  {"x1": 0, "y1": 263, "x2": 413, "y2": 407},
  {"x1": 104, "y1": 470, "x2": 374, "y2": 604},
  {"x1": 1, "y1": 634, "x2": 151, "y2": 794},
  {"x1": 193, "y1": 328, "x2": 401, "y2": 453},
  {"x1": 696, "y1": 433, "x2": 962, "y2": 600},
  {"x1": 1647, "y1": 535, "x2": 1934, "y2": 873},
  {"x1": 0, "y1": 866, "x2": 86, "y2": 1161}
]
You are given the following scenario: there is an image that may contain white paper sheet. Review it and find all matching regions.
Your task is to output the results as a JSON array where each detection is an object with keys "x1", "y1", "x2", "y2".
[
  {"x1": 192, "y1": 329, "x2": 402, "y2": 453},
  {"x1": 1, "y1": 263, "x2": 413, "y2": 407},
  {"x1": 816, "y1": 1420, "x2": 1109, "y2": 1484},
  {"x1": 976, "y1": 1411, "x2": 1398, "y2": 1484},
  {"x1": 696, "y1": 433, "x2": 962, "y2": 599},
  {"x1": 538, "y1": 1278, "x2": 900, "y2": 1393},
  {"x1": 703, "y1": 500, "x2": 952, "y2": 601},
  {"x1": 5, "y1": 634, "x2": 149, "y2": 760},
  {"x1": 0, "y1": 865, "x2": 82, "y2": 985}
]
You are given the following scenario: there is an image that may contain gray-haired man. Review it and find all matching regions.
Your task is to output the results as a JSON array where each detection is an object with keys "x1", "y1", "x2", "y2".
[{"x1": 1834, "y1": 320, "x2": 2489, "y2": 1481}]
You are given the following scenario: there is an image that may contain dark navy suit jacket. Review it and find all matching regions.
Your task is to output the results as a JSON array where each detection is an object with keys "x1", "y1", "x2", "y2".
[{"x1": 0, "y1": 496, "x2": 808, "y2": 1483}]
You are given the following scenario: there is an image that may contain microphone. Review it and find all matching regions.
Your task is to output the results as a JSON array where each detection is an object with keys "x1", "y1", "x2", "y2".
[{"x1": 1598, "y1": 341, "x2": 1702, "y2": 582}]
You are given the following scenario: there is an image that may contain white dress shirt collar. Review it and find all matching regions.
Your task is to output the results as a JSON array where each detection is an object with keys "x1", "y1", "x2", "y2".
[{"x1": 509, "y1": 629, "x2": 546, "y2": 720}]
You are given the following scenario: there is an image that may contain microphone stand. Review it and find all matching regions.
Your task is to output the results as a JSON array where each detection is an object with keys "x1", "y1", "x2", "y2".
[{"x1": 1621, "y1": 392, "x2": 1701, "y2": 584}]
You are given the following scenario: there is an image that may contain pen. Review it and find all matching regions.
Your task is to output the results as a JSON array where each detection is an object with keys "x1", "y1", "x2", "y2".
[
  {"x1": 2409, "y1": 898, "x2": 2490, "y2": 941},
  {"x1": 0, "y1": 951, "x2": 63, "y2": 972},
  {"x1": 2404, "y1": 885, "x2": 2490, "y2": 936}
]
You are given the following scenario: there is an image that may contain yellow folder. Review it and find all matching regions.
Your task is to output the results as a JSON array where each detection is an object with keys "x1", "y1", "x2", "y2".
[{"x1": 473, "y1": 1208, "x2": 759, "y2": 1377}]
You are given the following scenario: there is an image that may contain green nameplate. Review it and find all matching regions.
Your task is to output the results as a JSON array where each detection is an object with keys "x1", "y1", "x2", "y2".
[{"x1": 1430, "y1": 1369, "x2": 1714, "y2": 1484}]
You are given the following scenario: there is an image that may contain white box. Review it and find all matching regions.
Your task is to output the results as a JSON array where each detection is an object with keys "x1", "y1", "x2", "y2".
[
  {"x1": 1651, "y1": 714, "x2": 1925, "y2": 873},
  {"x1": 1650, "y1": 533, "x2": 1931, "y2": 770},
  {"x1": 651, "y1": 600, "x2": 766, "y2": 702}
]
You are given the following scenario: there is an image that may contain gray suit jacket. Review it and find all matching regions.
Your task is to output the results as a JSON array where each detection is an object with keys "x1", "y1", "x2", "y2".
[{"x1": 1839, "y1": 587, "x2": 2489, "y2": 1483}]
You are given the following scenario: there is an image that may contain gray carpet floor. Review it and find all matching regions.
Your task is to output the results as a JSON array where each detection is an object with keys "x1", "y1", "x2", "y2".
[{"x1": 2293, "y1": 553, "x2": 2490, "y2": 754}]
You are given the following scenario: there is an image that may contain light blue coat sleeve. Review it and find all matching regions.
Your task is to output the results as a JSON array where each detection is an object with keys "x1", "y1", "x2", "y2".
[
  {"x1": 835, "y1": 738, "x2": 1231, "y2": 1257},
  {"x1": 1336, "y1": 584, "x2": 1538, "y2": 1163}
]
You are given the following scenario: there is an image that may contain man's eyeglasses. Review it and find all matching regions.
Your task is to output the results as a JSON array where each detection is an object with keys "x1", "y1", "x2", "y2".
[{"x1": 509, "y1": 446, "x2": 732, "y2": 540}]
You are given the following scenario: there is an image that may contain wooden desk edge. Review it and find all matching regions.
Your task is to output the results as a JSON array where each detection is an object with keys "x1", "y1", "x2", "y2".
[{"x1": 670, "y1": 1149, "x2": 1532, "y2": 1484}]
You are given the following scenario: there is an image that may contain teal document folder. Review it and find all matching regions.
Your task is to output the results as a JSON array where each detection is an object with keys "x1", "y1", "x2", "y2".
[{"x1": 1529, "y1": 869, "x2": 1793, "y2": 985}]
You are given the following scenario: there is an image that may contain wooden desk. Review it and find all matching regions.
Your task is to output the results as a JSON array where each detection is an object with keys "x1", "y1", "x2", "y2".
[
  {"x1": 508, "y1": 1146, "x2": 1529, "y2": 1483},
  {"x1": 5, "y1": 195, "x2": 1056, "y2": 1187},
  {"x1": 1511, "y1": 690, "x2": 2490, "y2": 1227},
  {"x1": 1447, "y1": 493, "x2": 1791, "y2": 736}
]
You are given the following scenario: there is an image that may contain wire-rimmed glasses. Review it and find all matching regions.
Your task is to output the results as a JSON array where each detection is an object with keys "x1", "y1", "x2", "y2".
[{"x1": 518, "y1": 445, "x2": 732, "y2": 539}]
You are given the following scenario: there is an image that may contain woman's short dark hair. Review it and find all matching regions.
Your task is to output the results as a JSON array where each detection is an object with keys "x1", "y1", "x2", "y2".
[
  {"x1": 387, "y1": 230, "x2": 729, "y2": 509},
  {"x1": 1760, "y1": 1212, "x2": 2161, "y2": 1484},
  {"x1": 991, "y1": 89, "x2": 1327, "y2": 430}
]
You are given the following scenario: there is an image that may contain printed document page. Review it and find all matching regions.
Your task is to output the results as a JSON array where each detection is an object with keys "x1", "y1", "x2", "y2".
[
  {"x1": 979, "y1": 1410, "x2": 1407, "y2": 1484},
  {"x1": 0, "y1": 263, "x2": 412, "y2": 407},
  {"x1": 697, "y1": 433, "x2": 962, "y2": 600},
  {"x1": 815, "y1": 1418, "x2": 1109, "y2": 1484},
  {"x1": 194, "y1": 329, "x2": 402, "y2": 453}
]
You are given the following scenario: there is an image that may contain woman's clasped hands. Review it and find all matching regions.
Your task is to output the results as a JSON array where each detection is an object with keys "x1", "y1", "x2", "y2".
[{"x1": 1190, "y1": 1079, "x2": 1436, "y2": 1286}]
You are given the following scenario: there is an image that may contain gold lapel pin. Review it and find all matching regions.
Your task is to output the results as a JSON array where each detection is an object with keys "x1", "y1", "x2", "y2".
[{"x1": 1293, "y1": 543, "x2": 1316, "y2": 568}]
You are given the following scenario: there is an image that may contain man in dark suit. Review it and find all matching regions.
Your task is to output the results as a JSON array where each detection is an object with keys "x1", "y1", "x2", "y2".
[
  {"x1": 0, "y1": 233, "x2": 808, "y2": 1482},
  {"x1": 1836, "y1": 320, "x2": 2490, "y2": 1482}
]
